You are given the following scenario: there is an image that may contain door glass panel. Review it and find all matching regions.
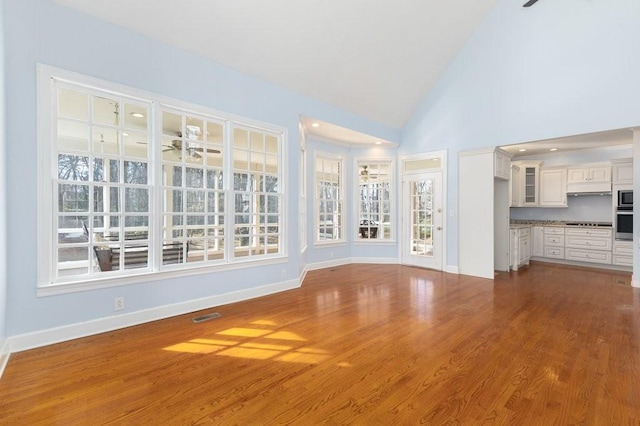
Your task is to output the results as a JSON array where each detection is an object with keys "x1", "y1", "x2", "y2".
[{"x1": 409, "y1": 179, "x2": 434, "y2": 257}]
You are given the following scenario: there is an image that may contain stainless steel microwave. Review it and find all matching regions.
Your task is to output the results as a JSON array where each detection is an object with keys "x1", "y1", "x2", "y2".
[{"x1": 618, "y1": 189, "x2": 633, "y2": 210}]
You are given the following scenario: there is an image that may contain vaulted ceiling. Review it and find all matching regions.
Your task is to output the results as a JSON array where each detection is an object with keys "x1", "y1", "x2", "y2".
[{"x1": 53, "y1": 0, "x2": 498, "y2": 129}]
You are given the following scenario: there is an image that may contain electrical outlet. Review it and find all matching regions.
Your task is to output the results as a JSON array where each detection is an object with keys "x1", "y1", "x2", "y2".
[
  {"x1": 114, "y1": 297, "x2": 125, "y2": 311},
  {"x1": 281, "y1": 269, "x2": 287, "y2": 279}
]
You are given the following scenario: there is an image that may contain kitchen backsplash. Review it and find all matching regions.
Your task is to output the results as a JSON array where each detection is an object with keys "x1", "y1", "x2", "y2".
[{"x1": 509, "y1": 194, "x2": 613, "y2": 222}]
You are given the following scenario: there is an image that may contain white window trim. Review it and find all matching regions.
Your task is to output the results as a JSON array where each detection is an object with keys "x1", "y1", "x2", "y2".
[
  {"x1": 353, "y1": 157, "x2": 396, "y2": 243},
  {"x1": 299, "y1": 131, "x2": 307, "y2": 253},
  {"x1": 314, "y1": 151, "x2": 345, "y2": 246},
  {"x1": 37, "y1": 64, "x2": 288, "y2": 294}
]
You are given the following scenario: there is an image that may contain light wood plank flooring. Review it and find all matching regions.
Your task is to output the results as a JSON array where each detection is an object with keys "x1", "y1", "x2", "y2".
[{"x1": 0, "y1": 262, "x2": 639, "y2": 424}]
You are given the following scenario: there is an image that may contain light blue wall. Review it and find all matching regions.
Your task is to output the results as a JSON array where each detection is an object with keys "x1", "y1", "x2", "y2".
[
  {"x1": 4, "y1": 0, "x2": 399, "y2": 337},
  {"x1": 0, "y1": 0, "x2": 7, "y2": 343},
  {"x1": 401, "y1": 0, "x2": 640, "y2": 267}
]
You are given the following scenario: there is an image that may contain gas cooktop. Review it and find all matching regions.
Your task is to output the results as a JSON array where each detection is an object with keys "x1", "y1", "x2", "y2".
[{"x1": 564, "y1": 222, "x2": 612, "y2": 227}]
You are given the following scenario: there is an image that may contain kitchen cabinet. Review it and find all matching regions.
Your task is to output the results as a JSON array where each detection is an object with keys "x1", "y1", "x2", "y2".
[
  {"x1": 538, "y1": 168, "x2": 567, "y2": 207},
  {"x1": 612, "y1": 160, "x2": 633, "y2": 185},
  {"x1": 531, "y1": 226, "x2": 544, "y2": 257},
  {"x1": 543, "y1": 227, "x2": 565, "y2": 259},
  {"x1": 510, "y1": 226, "x2": 531, "y2": 271},
  {"x1": 494, "y1": 149, "x2": 512, "y2": 180},
  {"x1": 566, "y1": 163, "x2": 611, "y2": 193},
  {"x1": 511, "y1": 161, "x2": 541, "y2": 207},
  {"x1": 564, "y1": 227, "x2": 612, "y2": 265},
  {"x1": 510, "y1": 164, "x2": 521, "y2": 207},
  {"x1": 613, "y1": 240, "x2": 633, "y2": 266}
]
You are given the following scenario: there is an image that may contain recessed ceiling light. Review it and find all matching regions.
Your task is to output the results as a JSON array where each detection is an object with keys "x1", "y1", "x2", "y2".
[
  {"x1": 550, "y1": 148, "x2": 558, "y2": 152},
  {"x1": 311, "y1": 123, "x2": 320, "y2": 128},
  {"x1": 519, "y1": 148, "x2": 527, "y2": 152},
  {"x1": 375, "y1": 141, "x2": 382, "y2": 145},
  {"x1": 131, "y1": 112, "x2": 145, "y2": 118},
  {"x1": 122, "y1": 132, "x2": 129, "y2": 137}
]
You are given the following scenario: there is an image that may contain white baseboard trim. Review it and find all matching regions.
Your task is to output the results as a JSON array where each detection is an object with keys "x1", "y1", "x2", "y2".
[
  {"x1": 305, "y1": 258, "x2": 352, "y2": 272},
  {"x1": 351, "y1": 257, "x2": 399, "y2": 265},
  {"x1": 8, "y1": 278, "x2": 301, "y2": 353},
  {"x1": 632, "y1": 274, "x2": 640, "y2": 288},
  {"x1": 444, "y1": 265, "x2": 459, "y2": 274},
  {"x1": 0, "y1": 339, "x2": 9, "y2": 380}
]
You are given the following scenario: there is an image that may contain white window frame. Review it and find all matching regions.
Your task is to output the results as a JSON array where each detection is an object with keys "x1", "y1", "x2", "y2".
[
  {"x1": 354, "y1": 157, "x2": 395, "y2": 243},
  {"x1": 314, "y1": 152, "x2": 345, "y2": 245},
  {"x1": 37, "y1": 65, "x2": 287, "y2": 295},
  {"x1": 299, "y1": 136, "x2": 307, "y2": 253}
]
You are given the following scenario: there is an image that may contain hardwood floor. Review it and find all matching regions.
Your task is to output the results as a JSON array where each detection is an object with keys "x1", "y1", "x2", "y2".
[{"x1": 1, "y1": 262, "x2": 639, "y2": 424}]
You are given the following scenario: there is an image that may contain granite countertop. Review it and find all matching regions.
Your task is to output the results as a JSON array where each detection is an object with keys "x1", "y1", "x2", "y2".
[{"x1": 509, "y1": 220, "x2": 612, "y2": 228}]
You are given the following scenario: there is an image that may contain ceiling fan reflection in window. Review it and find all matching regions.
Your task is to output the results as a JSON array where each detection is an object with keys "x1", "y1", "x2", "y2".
[
  {"x1": 138, "y1": 125, "x2": 220, "y2": 160},
  {"x1": 360, "y1": 165, "x2": 377, "y2": 182}
]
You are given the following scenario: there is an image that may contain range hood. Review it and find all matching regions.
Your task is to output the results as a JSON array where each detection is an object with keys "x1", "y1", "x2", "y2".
[
  {"x1": 566, "y1": 181, "x2": 612, "y2": 195},
  {"x1": 566, "y1": 190, "x2": 612, "y2": 196}
]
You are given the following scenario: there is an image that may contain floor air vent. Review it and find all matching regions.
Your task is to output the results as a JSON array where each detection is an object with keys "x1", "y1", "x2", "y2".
[{"x1": 192, "y1": 312, "x2": 221, "y2": 323}]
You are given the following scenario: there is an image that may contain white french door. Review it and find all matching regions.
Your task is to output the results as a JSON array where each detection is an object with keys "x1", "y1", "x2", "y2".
[{"x1": 402, "y1": 172, "x2": 443, "y2": 270}]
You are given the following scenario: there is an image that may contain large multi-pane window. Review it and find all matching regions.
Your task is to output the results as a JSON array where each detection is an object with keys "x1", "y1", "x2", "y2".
[
  {"x1": 315, "y1": 155, "x2": 343, "y2": 243},
  {"x1": 39, "y1": 67, "x2": 284, "y2": 287},
  {"x1": 357, "y1": 160, "x2": 392, "y2": 240},
  {"x1": 232, "y1": 126, "x2": 281, "y2": 258}
]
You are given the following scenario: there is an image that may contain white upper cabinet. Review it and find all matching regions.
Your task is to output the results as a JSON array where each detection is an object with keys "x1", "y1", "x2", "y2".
[
  {"x1": 539, "y1": 167, "x2": 567, "y2": 207},
  {"x1": 511, "y1": 161, "x2": 542, "y2": 207},
  {"x1": 566, "y1": 163, "x2": 611, "y2": 193},
  {"x1": 612, "y1": 160, "x2": 633, "y2": 185},
  {"x1": 494, "y1": 149, "x2": 512, "y2": 180},
  {"x1": 510, "y1": 164, "x2": 521, "y2": 207}
]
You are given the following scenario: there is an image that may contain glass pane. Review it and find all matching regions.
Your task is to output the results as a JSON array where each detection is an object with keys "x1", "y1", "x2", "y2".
[
  {"x1": 57, "y1": 247, "x2": 88, "y2": 277},
  {"x1": 57, "y1": 120, "x2": 89, "y2": 151},
  {"x1": 207, "y1": 152, "x2": 223, "y2": 168},
  {"x1": 185, "y1": 117, "x2": 204, "y2": 141},
  {"x1": 265, "y1": 135, "x2": 278, "y2": 154},
  {"x1": 93, "y1": 96, "x2": 120, "y2": 126},
  {"x1": 166, "y1": 189, "x2": 183, "y2": 212},
  {"x1": 185, "y1": 167, "x2": 204, "y2": 188},
  {"x1": 123, "y1": 131, "x2": 148, "y2": 158},
  {"x1": 207, "y1": 170, "x2": 223, "y2": 189},
  {"x1": 58, "y1": 154, "x2": 89, "y2": 181},
  {"x1": 57, "y1": 216, "x2": 89, "y2": 243},
  {"x1": 109, "y1": 159, "x2": 120, "y2": 183},
  {"x1": 164, "y1": 165, "x2": 182, "y2": 187},
  {"x1": 124, "y1": 188, "x2": 149, "y2": 212},
  {"x1": 58, "y1": 184, "x2": 89, "y2": 212},
  {"x1": 162, "y1": 111, "x2": 182, "y2": 137},
  {"x1": 58, "y1": 88, "x2": 88, "y2": 120},
  {"x1": 163, "y1": 241, "x2": 185, "y2": 265},
  {"x1": 163, "y1": 135, "x2": 182, "y2": 162},
  {"x1": 265, "y1": 155, "x2": 278, "y2": 174},
  {"x1": 124, "y1": 216, "x2": 149, "y2": 240},
  {"x1": 233, "y1": 149, "x2": 249, "y2": 170},
  {"x1": 206, "y1": 121, "x2": 224, "y2": 144},
  {"x1": 234, "y1": 173, "x2": 250, "y2": 191},
  {"x1": 121, "y1": 244, "x2": 149, "y2": 269},
  {"x1": 124, "y1": 161, "x2": 148, "y2": 184},
  {"x1": 186, "y1": 190, "x2": 205, "y2": 212},
  {"x1": 234, "y1": 128, "x2": 248, "y2": 148},
  {"x1": 124, "y1": 103, "x2": 148, "y2": 130},
  {"x1": 250, "y1": 132, "x2": 264, "y2": 151},
  {"x1": 251, "y1": 152, "x2": 264, "y2": 172},
  {"x1": 109, "y1": 187, "x2": 121, "y2": 212},
  {"x1": 93, "y1": 127, "x2": 119, "y2": 155}
]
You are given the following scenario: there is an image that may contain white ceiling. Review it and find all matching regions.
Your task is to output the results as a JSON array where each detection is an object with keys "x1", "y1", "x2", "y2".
[{"x1": 53, "y1": 0, "x2": 498, "y2": 130}]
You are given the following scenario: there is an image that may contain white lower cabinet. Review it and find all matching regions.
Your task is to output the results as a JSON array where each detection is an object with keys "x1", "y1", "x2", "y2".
[
  {"x1": 543, "y1": 227, "x2": 565, "y2": 260},
  {"x1": 532, "y1": 226, "x2": 544, "y2": 257},
  {"x1": 510, "y1": 226, "x2": 531, "y2": 271},
  {"x1": 613, "y1": 240, "x2": 633, "y2": 266},
  {"x1": 561, "y1": 227, "x2": 613, "y2": 265}
]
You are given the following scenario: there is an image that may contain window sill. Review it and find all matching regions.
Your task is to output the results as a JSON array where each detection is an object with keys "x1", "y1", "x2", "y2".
[
  {"x1": 37, "y1": 255, "x2": 289, "y2": 297},
  {"x1": 313, "y1": 241, "x2": 347, "y2": 248},
  {"x1": 352, "y1": 240, "x2": 397, "y2": 246}
]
